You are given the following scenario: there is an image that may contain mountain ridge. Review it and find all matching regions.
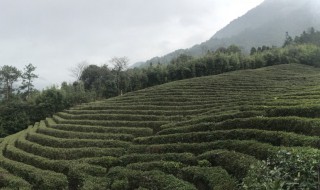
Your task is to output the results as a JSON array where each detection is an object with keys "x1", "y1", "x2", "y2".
[{"x1": 132, "y1": 0, "x2": 320, "y2": 67}]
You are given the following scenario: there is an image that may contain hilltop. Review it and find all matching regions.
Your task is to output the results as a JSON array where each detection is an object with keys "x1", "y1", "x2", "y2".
[
  {"x1": 1, "y1": 63, "x2": 320, "y2": 189},
  {"x1": 134, "y1": 0, "x2": 320, "y2": 67}
]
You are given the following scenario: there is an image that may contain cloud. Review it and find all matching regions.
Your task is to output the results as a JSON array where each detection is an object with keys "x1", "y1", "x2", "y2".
[{"x1": 0, "y1": 0, "x2": 264, "y2": 89}]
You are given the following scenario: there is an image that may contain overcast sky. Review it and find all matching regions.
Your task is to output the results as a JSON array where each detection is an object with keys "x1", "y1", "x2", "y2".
[{"x1": 0, "y1": 0, "x2": 264, "y2": 89}]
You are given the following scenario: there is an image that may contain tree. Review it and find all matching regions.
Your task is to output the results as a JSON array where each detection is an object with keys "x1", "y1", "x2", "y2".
[
  {"x1": 0, "y1": 65, "x2": 21, "y2": 101},
  {"x1": 227, "y1": 45, "x2": 242, "y2": 54},
  {"x1": 283, "y1": 32, "x2": 293, "y2": 47},
  {"x1": 20, "y1": 63, "x2": 38, "y2": 100},
  {"x1": 69, "y1": 61, "x2": 88, "y2": 81},
  {"x1": 80, "y1": 65, "x2": 103, "y2": 91},
  {"x1": 110, "y1": 56, "x2": 129, "y2": 95},
  {"x1": 80, "y1": 64, "x2": 116, "y2": 98},
  {"x1": 35, "y1": 86, "x2": 65, "y2": 114},
  {"x1": 250, "y1": 47, "x2": 257, "y2": 55}
]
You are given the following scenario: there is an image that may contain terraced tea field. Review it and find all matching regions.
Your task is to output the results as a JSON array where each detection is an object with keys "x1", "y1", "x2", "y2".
[{"x1": 2, "y1": 64, "x2": 320, "y2": 189}]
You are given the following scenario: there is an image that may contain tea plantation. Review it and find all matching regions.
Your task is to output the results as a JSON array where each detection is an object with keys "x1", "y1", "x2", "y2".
[{"x1": 2, "y1": 64, "x2": 320, "y2": 189}]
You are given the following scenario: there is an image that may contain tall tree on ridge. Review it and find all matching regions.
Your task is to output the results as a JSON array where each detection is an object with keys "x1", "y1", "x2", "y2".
[
  {"x1": 110, "y1": 56, "x2": 129, "y2": 95},
  {"x1": 0, "y1": 65, "x2": 21, "y2": 101},
  {"x1": 20, "y1": 63, "x2": 38, "y2": 100}
]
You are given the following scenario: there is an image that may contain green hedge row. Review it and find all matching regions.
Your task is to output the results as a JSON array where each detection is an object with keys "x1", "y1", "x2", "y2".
[
  {"x1": 277, "y1": 95, "x2": 320, "y2": 101},
  {"x1": 0, "y1": 167, "x2": 32, "y2": 190},
  {"x1": 46, "y1": 118, "x2": 153, "y2": 137},
  {"x1": 80, "y1": 176, "x2": 109, "y2": 190},
  {"x1": 53, "y1": 115, "x2": 167, "y2": 132},
  {"x1": 0, "y1": 154, "x2": 68, "y2": 190},
  {"x1": 4, "y1": 143, "x2": 106, "y2": 176},
  {"x1": 78, "y1": 156, "x2": 119, "y2": 169},
  {"x1": 49, "y1": 124, "x2": 153, "y2": 137},
  {"x1": 197, "y1": 150, "x2": 258, "y2": 179},
  {"x1": 167, "y1": 116, "x2": 320, "y2": 137},
  {"x1": 119, "y1": 153, "x2": 197, "y2": 166},
  {"x1": 72, "y1": 103, "x2": 222, "y2": 111},
  {"x1": 127, "y1": 161, "x2": 185, "y2": 175},
  {"x1": 106, "y1": 167, "x2": 196, "y2": 190},
  {"x1": 56, "y1": 112, "x2": 183, "y2": 122},
  {"x1": 136, "y1": 129, "x2": 320, "y2": 148},
  {"x1": 15, "y1": 137, "x2": 125, "y2": 160},
  {"x1": 266, "y1": 105, "x2": 320, "y2": 118},
  {"x1": 3, "y1": 135, "x2": 114, "y2": 189},
  {"x1": 92, "y1": 99, "x2": 219, "y2": 106},
  {"x1": 26, "y1": 132, "x2": 131, "y2": 148},
  {"x1": 129, "y1": 140, "x2": 280, "y2": 160},
  {"x1": 281, "y1": 90, "x2": 320, "y2": 97},
  {"x1": 65, "y1": 108, "x2": 206, "y2": 117},
  {"x1": 159, "y1": 110, "x2": 263, "y2": 131},
  {"x1": 37, "y1": 122, "x2": 134, "y2": 141},
  {"x1": 114, "y1": 96, "x2": 223, "y2": 103},
  {"x1": 214, "y1": 116, "x2": 320, "y2": 136},
  {"x1": 181, "y1": 166, "x2": 237, "y2": 190},
  {"x1": 0, "y1": 136, "x2": 68, "y2": 189}
]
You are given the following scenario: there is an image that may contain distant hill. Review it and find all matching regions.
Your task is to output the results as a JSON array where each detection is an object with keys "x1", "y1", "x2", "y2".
[{"x1": 133, "y1": 0, "x2": 320, "y2": 67}]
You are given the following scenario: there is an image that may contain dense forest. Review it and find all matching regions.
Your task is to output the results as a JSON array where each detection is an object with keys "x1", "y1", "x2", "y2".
[{"x1": 0, "y1": 28, "x2": 319, "y2": 137}]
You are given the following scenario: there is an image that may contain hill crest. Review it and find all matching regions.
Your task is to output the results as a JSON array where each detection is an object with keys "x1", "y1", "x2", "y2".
[
  {"x1": 1, "y1": 64, "x2": 320, "y2": 188},
  {"x1": 133, "y1": 0, "x2": 320, "y2": 67}
]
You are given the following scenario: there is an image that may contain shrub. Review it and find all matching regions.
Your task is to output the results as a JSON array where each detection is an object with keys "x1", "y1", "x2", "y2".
[
  {"x1": 266, "y1": 105, "x2": 320, "y2": 118},
  {"x1": 198, "y1": 150, "x2": 258, "y2": 179},
  {"x1": 242, "y1": 149, "x2": 320, "y2": 189},
  {"x1": 129, "y1": 140, "x2": 280, "y2": 160},
  {"x1": 119, "y1": 153, "x2": 197, "y2": 166},
  {"x1": 107, "y1": 167, "x2": 196, "y2": 190},
  {"x1": 127, "y1": 161, "x2": 185, "y2": 175},
  {"x1": 0, "y1": 167, "x2": 32, "y2": 190},
  {"x1": 181, "y1": 166, "x2": 237, "y2": 190},
  {"x1": 135, "y1": 129, "x2": 320, "y2": 148},
  {"x1": 214, "y1": 116, "x2": 320, "y2": 136}
]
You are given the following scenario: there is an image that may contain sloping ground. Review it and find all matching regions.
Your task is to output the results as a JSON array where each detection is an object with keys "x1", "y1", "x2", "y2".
[{"x1": 1, "y1": 64, "x2": 320, "y2": 189}]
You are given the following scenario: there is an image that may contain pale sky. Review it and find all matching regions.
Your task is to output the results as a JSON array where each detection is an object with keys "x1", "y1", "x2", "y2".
[{"x1": 0, "y1": 0, "x2": 264, "y2": 89}]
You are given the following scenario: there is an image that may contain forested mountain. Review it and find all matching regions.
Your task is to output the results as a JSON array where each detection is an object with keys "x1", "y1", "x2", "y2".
[{"x1": 133, "y1": 0, "x2": 320, "y2": 67}]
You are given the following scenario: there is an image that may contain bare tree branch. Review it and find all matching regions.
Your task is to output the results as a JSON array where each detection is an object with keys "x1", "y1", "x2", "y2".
[
  {"x1": 69, "y1": 61, "x2": 88, "y2": 81},
  {"x1": 109, "y1": 56, "x2": 129, "y2": 95}
]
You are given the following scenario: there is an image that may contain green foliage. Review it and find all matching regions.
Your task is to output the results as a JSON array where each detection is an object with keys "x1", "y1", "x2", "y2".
[
  {"x1": 294, "y1": 27, "x2": 320, "y2": 46},
  {"x1": 129, "y1": 140, "x2": 280, "y2": 160},
  {"x1": 127, "y1": 161, "x2": 185, "y2": 175},
  {"x1": 27, "y1": 132, "x2": 131, "y2": 148},
  {"x1": 15, "y1": 136, "x2": 125, "y2": 160},
  {"x1": 0, "y1": 142, "x2": 68, "y2": 189},
  {"x1": 20, "y1": 63, "x2": 38, "y2": 100},
  {"x1": 119, "y1": 153, "x2": 197, "y2": 166},
  {"x1": 242, "y1": 149, "x2": 320, "y2": 189},
  {"x1": 198, "y1": 150, "x2": 258, "y2": 179},
  {"x1": 214, "y1": 116, "x2": 320, "y2": 136},
  {"x1": 0, "y1": 65, "x2": 21, "y2": 101},
  {"x1": 0, "y1": 167, "x2": 32, "y2": 189},
  {"x1": 80, "y1": 64, "x2": 117, "y2": 98},
  {"x1": 266, "y1": 105, "x2": 320, "y2": 118},
  {"x1": 181, "y1": 166, "x2": 237, "y2": 190},
  {"x1": 107, "y1": 167, "x2": 196, "y2": 190},
  {"x1": 35, "y1": 87, "x2": 65, "y2": 114},
  {"x1": 48, "y1": 123, "x2": 153, "y2": 137}
]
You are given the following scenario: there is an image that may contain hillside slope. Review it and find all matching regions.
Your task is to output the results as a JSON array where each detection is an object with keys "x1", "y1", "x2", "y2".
[
  {"x1": 135, "y1": 0, "x2": 320, "y2": 67},
  {"x1": 1, "y1": 64, "x2": 320, "y2": 189}
]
